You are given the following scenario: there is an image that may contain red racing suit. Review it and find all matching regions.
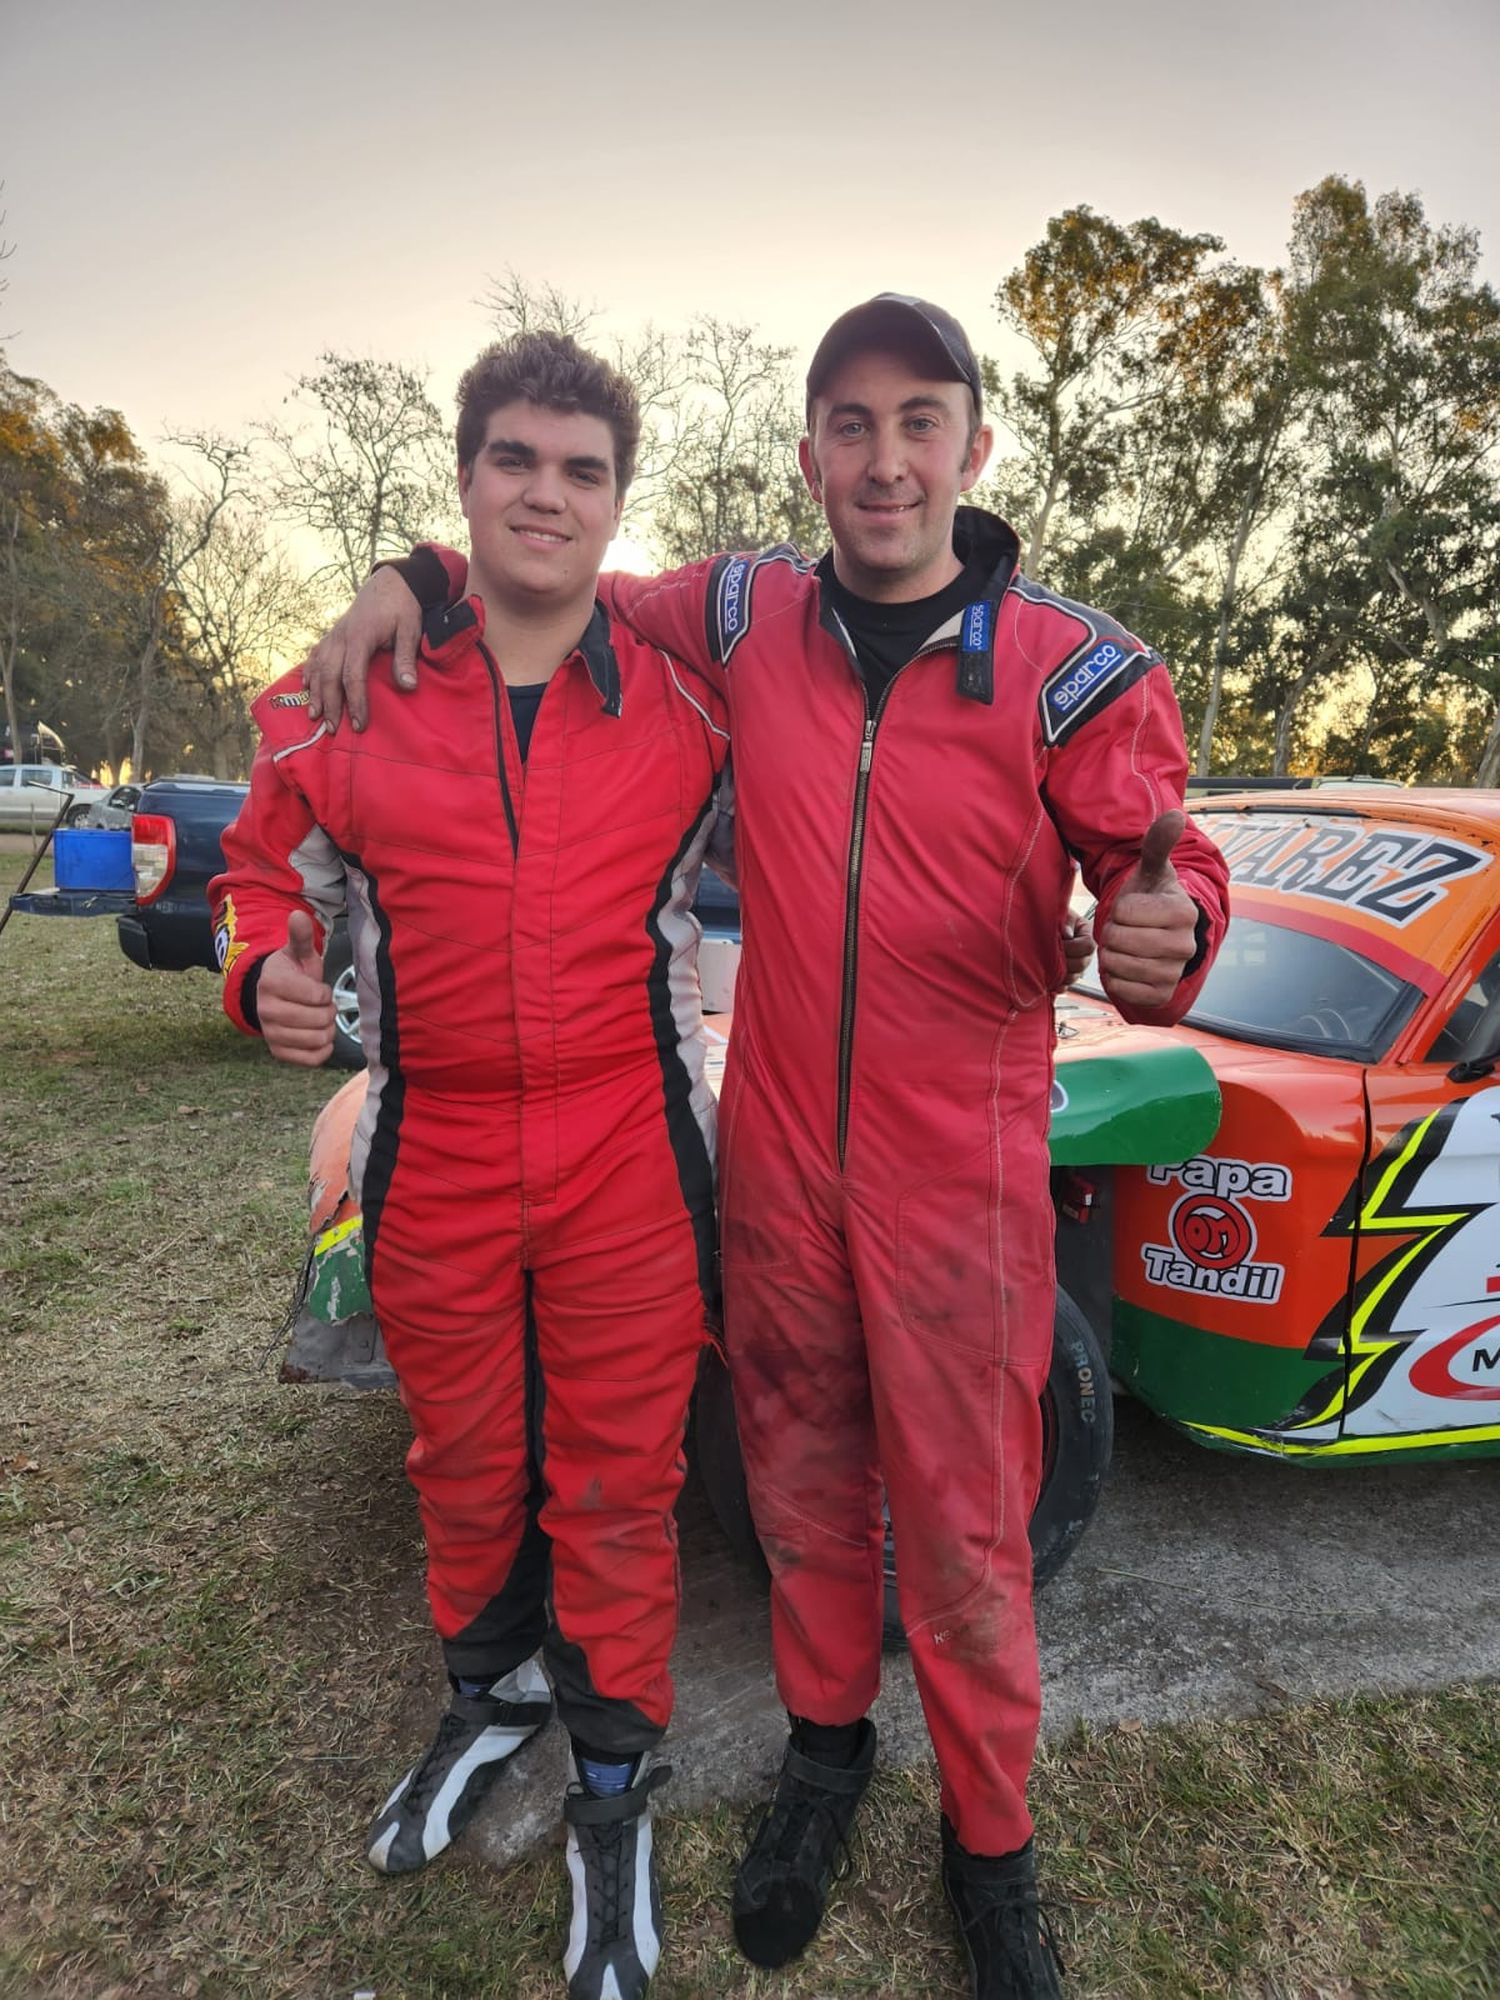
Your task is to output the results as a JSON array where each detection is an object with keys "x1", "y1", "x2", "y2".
[
  {"x1": 210, "y1": 596, "x2": 730, "y2": 1757},
  {"x1": 410, "y1": 509, "x2": 1230, "y2": 1851}
]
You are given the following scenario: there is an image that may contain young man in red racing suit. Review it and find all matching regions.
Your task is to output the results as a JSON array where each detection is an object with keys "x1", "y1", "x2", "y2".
[
  {"x1": 306, "y1": 297, "x2": 1230, "y2": 2000},
  {"x1": 210, "y1": 333, "x2": 731, "y2": 2000}
]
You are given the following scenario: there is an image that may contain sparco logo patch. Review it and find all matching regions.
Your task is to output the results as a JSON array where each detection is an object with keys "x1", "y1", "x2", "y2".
[
  {"x1": 719, "y1": 558, "x2": 752, "y2": 648},
  {"x1": 270, "y1": 689, "x2": 311, "y2": 709},
  {"x1": 1046, "y1": 640, "x2": 1132, "y2": 716},
  {"x1": 961, "y1": 601, "x2": 992, "y2": 655}
]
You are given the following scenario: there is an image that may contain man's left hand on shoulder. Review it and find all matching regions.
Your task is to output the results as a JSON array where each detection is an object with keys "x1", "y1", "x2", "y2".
[{"x1": 1097, "y1": 809, "x2": 1201, "y2": 1013}]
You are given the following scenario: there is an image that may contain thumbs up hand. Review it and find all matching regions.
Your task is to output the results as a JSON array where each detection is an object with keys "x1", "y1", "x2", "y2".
[
  {"x1": 1097, "y1": 809, "x2": 1202, "y2": 1013},
  {"x1": 257, "y1": 909, "x2": 335, "y2": 1066}
]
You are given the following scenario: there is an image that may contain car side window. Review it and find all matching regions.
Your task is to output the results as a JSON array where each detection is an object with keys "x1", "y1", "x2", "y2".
[
  {"x1": 0, "y1": 771, "x2": 13, "y2": 787},
  {"x1": 1427, "y1": 947, "x2": 1500, "y2": 1062}
]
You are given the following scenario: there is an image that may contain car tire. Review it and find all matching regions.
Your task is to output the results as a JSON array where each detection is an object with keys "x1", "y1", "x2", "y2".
[
  {"x1": 63, "y1": 801, "x2": 94, "y2": 826},
  {"x1": 1029, "y1": 1284, "x2": 1114, "y2": 1586},
  {"x1": 321, "y1": 925, "x2": 365, "y2": 1071},
  {"x1": 691, "y1": 1284, "x2": 1114, "y2": 1653}
]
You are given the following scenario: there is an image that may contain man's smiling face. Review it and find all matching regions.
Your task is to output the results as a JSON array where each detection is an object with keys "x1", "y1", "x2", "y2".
[
  {"x1": 459, "y1": 401, "x2": 623, "y2": 611},
  {"x1": 800, "y1": 346, "x2": 992, "y2": 602}
]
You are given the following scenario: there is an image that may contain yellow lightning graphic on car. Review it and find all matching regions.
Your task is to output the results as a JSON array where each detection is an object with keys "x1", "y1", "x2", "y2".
[
  {"x1": 1182, "y1": 1104, "x2": 1500, "y2": 1456},
  {"x1": 1290, "y1": 1109, "x2": 1462, "y2": 1430}
]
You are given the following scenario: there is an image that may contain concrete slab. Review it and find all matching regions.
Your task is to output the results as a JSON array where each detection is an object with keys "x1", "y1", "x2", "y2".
[{"x1": 468, "y1": 1397, "x2": 1500, "y2": 1867}]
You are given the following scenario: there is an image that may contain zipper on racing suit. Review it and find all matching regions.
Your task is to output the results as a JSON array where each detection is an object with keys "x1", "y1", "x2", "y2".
[
  {"x1": 837, "y1": 707, "x2": 875, "y2": 1169},
  {"x1": 833, "y1": 546, "x2": 1014, "y2": 1169},
  {"x1": 835, "y1": 657, "x2": 927, "y2": 1170},
  {"x1": 477, "y1": 641, "x2": 521, "y2": 854},
  {"x1": 835, "y1": 610, "x2": 990, "y2": 1167}
]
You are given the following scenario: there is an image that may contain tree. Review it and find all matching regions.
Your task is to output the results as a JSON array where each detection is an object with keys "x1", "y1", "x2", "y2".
[
  {"x1": 651, "y1": 318, "x2": 819, "y2": 565},
  {"x1": 984, "y1": 184, "x2": 1500, "y2": 783},
  {"x1": 478, "y1": 269, "x2": 596, "y2": 345},
  {"x1": 92, "y1": 432, "x2": 247, "y2": 781},
  {"x1": 984, "y1": 210, "x2": 1309, "y2": 770},
  {"x1": 990, "y1": 207, "x2": 1229, "y2": 575},
  {"x1": 261, "y1": 353, "x2": 457, "y2": 601},
  {"x1": 0, "y1": 184, "x2": 14, "y2": 344},
  {"x1": 0, "y1": 360, "x2": 60, "y2": 764},
  {"x1": 1286, "y1": 178, "x2": 1500, "y2": 781},
  {"x1": 1180, "y1": 268, "x2": 1314, "y2": 773},
  {"x1": 1241, "y1": 496, "x2": 1375, "y2": 773},
  {"x1": 0, "y1": 359, "x2": 172, "y2": 775},
  {"x1": 169, "y1": 490, "x2": 319, "y2": 778}
]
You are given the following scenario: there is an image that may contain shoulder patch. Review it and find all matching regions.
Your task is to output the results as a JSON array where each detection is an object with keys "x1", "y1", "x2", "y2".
[
  {"x1": 711, "y1": 544, "x2": 813, "y2": 665},
  {"x1": 1042, "y1": 637, "x2": 1156, "y2": 744},
  {"x1": 718, "y1": 555, "x2": 755, "y2": 662},
  {"x1": 1013, "y1": 576, "x2": 1160, "y2": 747},
  {"x1": 270, "y1": 689, "x2": 311, "y2": 709}
]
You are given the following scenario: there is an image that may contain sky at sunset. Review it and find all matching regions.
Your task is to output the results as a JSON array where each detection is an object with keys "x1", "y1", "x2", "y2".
[{"x1": 6, "y1": 0, "x2": 1499, "y2": 471}]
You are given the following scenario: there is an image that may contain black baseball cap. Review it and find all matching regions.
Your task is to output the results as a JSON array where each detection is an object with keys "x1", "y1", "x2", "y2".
[{"x1": 805, "y1": 294, "x2": 983, "y2": 418}]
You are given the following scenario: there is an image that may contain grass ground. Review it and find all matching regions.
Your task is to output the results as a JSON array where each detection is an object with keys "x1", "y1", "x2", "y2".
[{"x1": 2, "y1": 843, "x2": 1496, "y2": 1999}]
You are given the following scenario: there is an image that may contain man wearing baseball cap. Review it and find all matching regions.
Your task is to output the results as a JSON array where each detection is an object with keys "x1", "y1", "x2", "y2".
[{"x1": 306, "y1": 293, "x2": 1230, "y2": 1998}]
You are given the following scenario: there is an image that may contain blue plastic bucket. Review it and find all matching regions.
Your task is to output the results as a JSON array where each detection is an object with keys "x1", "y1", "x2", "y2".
[{"x1": 53, "y1": 827, "x2": 134, "y2": 893}]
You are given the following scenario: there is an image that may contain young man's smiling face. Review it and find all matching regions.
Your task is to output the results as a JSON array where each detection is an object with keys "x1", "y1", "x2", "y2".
[
  {"x1": 800, "y1": 346, "x2": 992, "y2": 602},
  {"x1": 459, "y1": 401, "x2": 623, "y2": 612}
]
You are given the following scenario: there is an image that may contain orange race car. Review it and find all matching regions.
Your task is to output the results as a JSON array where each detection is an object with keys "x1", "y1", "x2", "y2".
[
  {"x1": 283, "y1": 787, "x2": 1500, "y2": 1595},
  {"x1": 1073, "y1": 786, "x2": 1500, "y2": 1463}
]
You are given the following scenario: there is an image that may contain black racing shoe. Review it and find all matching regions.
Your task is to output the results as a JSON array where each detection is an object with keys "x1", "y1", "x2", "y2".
[
  {"x1": 365, "y1": 1657, "x2": 552, "y2": 1875},
  {"x1": 562, "y1": 1754, "x2": 672, "y2": 2000},
  {"x1": 731, "y1": 1718, "x2": 876, "y2": 1968},
  {"x1": 940, "y1": 1818, "x2": 1066, "y2": 1998}
]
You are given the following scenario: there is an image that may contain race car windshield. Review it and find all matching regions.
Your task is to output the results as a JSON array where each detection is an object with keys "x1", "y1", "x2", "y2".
[
  {"x1": 1179, "y1": 916, "x2": 1422, "y2": 1061},
  {"x1": 1073, "y1": 914, "x2": 1422, "y2": 1061}
]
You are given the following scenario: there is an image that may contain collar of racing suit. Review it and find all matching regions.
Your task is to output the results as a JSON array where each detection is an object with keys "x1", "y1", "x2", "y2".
[
  {"x1": 814, "y1": 505, "x2": 1020, "y2": 706},
  {"x1": 416, "y1": 594, "x2": 624, "y2": 718}
]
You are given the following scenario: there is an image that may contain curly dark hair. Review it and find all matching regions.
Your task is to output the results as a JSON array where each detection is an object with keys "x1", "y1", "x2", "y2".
[{"x1": 455, "y1": 331, "x2": 641, "y2": 494}]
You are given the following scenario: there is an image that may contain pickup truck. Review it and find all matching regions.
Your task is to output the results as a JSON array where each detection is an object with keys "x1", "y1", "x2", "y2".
[{"x1": 8, "y1": 775, "x2": 364, "y2": 1069}]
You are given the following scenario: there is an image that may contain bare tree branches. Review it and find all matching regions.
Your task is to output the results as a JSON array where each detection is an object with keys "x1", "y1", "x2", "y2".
[
  {"x1": 0, "y1": 181, "x2": 15, "y2": 344},
  {"x1": 260, "y1": 354, "x2": 458, "y2": 601},
  {"x1": 651, "y1": 317, "x2": 818, "y2": 565}
]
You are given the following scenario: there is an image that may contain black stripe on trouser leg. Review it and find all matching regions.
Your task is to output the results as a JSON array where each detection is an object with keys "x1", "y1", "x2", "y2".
[
  {"x1": 644, "y1": 788, "x2": 720, "y2": 1311},
  {"x1": 543, "y1": 1633, "x2": 664, "y2": 1760},
  {"x1": 443, "y1": 1275, "x2": 552, "y2": 1682}
]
